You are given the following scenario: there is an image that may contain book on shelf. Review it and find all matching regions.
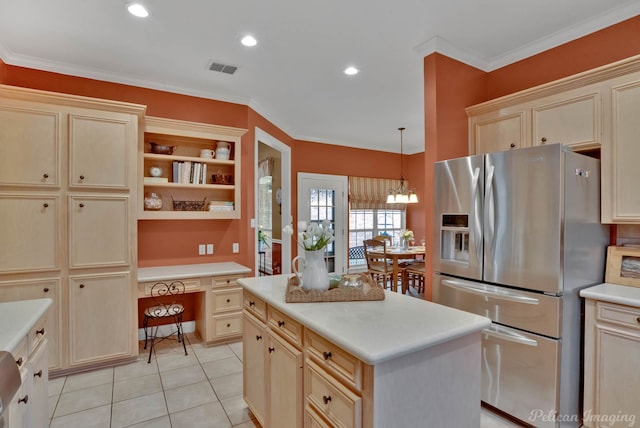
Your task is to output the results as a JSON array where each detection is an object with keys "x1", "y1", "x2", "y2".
[{"x1": 171, "y1": 161, "x2": 210, "y2": 185}]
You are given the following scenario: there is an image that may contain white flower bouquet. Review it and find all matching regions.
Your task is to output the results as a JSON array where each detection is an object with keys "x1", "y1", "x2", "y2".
[{"x1": 283, "y1": 220, "x2": 335, "y2": 251}]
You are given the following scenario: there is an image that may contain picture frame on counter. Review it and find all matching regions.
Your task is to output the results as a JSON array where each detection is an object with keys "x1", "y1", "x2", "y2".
[{"x1": 605, "y1": 245, "x2": 640, "y2": 288}]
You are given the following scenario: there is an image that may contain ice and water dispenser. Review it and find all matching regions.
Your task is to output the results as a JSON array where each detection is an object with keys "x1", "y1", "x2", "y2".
[{"x1": 439, "y1": 214, "x2": 470, "y2": 263}]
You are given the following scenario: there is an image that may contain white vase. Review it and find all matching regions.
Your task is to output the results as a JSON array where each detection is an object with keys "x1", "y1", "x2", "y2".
[{"x1": 292, "y1": 248, "x2": 330, "y2": 291}]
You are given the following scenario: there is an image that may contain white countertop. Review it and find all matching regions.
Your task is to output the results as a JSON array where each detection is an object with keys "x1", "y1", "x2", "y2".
[
  {"x1": 0, "y1": 298, "x2": 52, "y2": 352},
  {"x1": 138, "y1": 262, "x2": 251, "y2": 282},
  {"x1": 238, "y1": 275, "x2": 491, "y2": 365},
  {"x1": 580, "y1": 283, "x2": 640, "y2": 307}
]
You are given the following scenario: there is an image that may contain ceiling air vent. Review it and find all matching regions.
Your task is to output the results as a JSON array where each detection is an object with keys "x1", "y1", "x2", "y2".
[{"x1": 208, "y1": 60, "x2": 238, "y2": 75}]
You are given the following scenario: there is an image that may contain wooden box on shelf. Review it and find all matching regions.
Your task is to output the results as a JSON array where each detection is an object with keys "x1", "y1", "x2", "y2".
[{"x1": 139, "y1": 116, "x2": 246, "y2": 220}]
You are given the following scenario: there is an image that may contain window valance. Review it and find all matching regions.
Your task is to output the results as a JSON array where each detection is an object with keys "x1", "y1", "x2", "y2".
[{"x1": 348, "y1": 176, "x2": 407, "y2": 210}]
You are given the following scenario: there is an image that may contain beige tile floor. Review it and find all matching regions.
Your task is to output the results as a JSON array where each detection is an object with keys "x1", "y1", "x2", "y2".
[{"x1": 48, "y1": 333, "x2": 524, "y2": 428}]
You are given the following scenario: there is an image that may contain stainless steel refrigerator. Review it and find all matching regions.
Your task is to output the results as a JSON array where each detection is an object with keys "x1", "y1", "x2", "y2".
[{"x1": 432, "y1": 144, "x2": 609, "y2": 427}]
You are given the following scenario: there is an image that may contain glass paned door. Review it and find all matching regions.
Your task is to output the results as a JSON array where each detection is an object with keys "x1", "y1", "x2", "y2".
[{"x1": 298, "y1": 173, "x2": 347, "y2": 275}]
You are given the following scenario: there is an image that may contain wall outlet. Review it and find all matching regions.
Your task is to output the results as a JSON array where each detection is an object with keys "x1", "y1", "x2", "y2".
[
  {"x1": 206, "y1": 244, "x2": 214, "y2": 255},
  {"x1": 198, "y1": 244, "x2": 206, "y2": 255},
  {"x1": 233, "y1": 243, "x2": 240, "y2": 253}
]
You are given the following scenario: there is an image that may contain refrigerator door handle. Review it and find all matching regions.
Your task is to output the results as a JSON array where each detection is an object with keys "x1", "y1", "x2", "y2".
[
  {"x1": 472, "y1": 167, "x2": 482, "y2": 265},
  {"x1": 483, "y1": 325, "x2": 538, "y2": 347},
  {"x1": 485, "y1": 164, "x2": 496, "y2": 264},
  {"x1": 441, "y1": 279, "x2": 539, "y2": 305}
]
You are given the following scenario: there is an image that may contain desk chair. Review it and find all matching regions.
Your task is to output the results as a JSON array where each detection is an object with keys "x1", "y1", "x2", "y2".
[
  {"x1": 363, "y1": 239, "x2": 406, "y2": 291},
  {"x1": 143, "y1": 281, "x2": 188, "y2": 363}
]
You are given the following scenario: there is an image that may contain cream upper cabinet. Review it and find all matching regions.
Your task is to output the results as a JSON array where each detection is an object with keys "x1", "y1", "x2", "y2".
[
  {"x1": 68, "y1": 111, "x2": 135, "y2": 189},
  {"x1": 583, "y1": 299, "x2": 640, "y2": 427},
  {"x1": 0, "y1": 101, "x2": 61, "y2": 188},
  {"x1": 0, "y1": 195, "x2": 60, "y2": 273},
  {"x1": 68, "y1": 272, "x2": 135, "y2": 367},
  {"x1": 532, "y1": 87, "x2": 601, "y2": 151},
  {"x1": 601, "y1": 71, "x2": 640, "y2": 223},
  {"x1": 470, "y1": 109, "x2": 528, "y2": 154},
  {"x1": 68, "y1": 195, "x2": 130, "y2": 268}
]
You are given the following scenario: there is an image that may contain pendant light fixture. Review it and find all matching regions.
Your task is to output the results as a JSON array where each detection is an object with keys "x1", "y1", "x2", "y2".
[{"x1": 386, "y1": 127, "x2": 418, "y2": 204}]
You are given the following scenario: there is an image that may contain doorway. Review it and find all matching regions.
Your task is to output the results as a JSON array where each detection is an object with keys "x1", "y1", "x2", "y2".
[{"x1": 254, "y1": 128, "x2": 292, "y2": 275}]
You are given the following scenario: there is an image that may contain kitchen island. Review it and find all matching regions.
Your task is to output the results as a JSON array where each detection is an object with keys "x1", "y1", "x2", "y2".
[{"x1": 239, "y1": 274, "x2": 491, "y2": 428}]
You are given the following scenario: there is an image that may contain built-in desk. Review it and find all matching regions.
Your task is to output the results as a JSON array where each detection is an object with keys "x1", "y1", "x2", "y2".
[{"x1": 138, "y1": 262, "x2": 251, "y2": 346}]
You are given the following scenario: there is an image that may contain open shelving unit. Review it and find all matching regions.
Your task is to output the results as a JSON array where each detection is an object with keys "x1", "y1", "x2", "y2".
[{"x1": 138, "y1": 116, "x2": 247, "y2": 220}]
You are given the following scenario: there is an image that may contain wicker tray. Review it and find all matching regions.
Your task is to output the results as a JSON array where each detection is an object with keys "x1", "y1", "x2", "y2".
[
  {"x1": 172, "y1": 197, "x2": 207, "y2": 211},
  {"x1": 285, "y1": 274, "x2": 385, "y2": 303}
]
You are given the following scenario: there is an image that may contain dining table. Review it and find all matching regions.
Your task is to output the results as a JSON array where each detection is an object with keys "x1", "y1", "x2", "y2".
[{"x1": 368, "y1": 245, "x2": 426, "y2": 293}]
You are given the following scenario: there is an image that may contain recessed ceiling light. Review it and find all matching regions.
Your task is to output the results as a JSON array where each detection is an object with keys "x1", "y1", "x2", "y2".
[
  {"x1": 344, "y1": 66, "x2": 359, "y2": 75},
  {"x1": 241, "y1": 35, "x2": 257, "y2": 47},
  {"x1": 127, "y1": 3, "x2": 149, "y2": 18}
]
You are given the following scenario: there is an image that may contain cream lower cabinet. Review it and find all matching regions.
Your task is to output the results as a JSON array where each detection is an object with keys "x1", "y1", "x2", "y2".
[
  {"x1": 208, "y1": 275, "x2": 244, "y2": 343},
  {"x1": 243, "y1": 291, "x2": 367, "y2": 428},
  {"x1": 68, "y1": 272, "x2": 134, "y2": 367},
  {"x1": 6, "y1": 316, "x2": 49, "y2": 428},
  {"x1": 583, "y1": 299, "x2": 640, "y2": 427},
  {"x1": 601, "y1": 71, "x2": 640, "y2": 223}
]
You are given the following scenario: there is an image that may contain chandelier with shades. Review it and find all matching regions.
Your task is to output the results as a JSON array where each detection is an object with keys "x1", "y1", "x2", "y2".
[{"x1": 386, "y1": 127, "x2": 418, "y2": 204}]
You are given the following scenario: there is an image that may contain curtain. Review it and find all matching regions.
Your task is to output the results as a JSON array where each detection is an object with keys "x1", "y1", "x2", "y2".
[
  {"x1": 348, "y1": 176, "x2": 407, "y2": 210},
  {"x1": 258, "y1": 157, "x2": 275, "y2": 178}
]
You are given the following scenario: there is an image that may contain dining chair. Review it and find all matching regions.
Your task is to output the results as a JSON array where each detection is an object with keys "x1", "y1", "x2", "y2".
[
  {"x1": 363, "y1": 239, "x2": 406, "y2": 292},
  {"x1": 142, "y1": 281, "x2": 188, "y2": 363},
  {"x1": 373, "y1": 235, "x2": 392, "y2": 245},
  {"x1": 403, "y1": 262, "x2": 425, "y2": 295}
]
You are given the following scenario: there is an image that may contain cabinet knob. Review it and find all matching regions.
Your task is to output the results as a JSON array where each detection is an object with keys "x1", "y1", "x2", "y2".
[
  {"x1": 34, "y1": 370, "x2": 43, "y2": 378},
  {"x1": 509, "y1": 143, "x2": 516, "y2": 148},
  {"x1": 36, "y1": 328, "x2": 45, "y2": 335},
  {"x1": 277, "y1": 320, "x2": 285, "y2": 327},
  {"x1": 249, "y1": 301, "x2": 255, "y2": 307},
  {"x1": 322, "y1": 395, "x2": 332, "y2": 405},
  {"x1": 226, "y1": 279, "x2": 231, "y2": 284},
  {"x1": 79, "y1": 203, "x2": 85, "y2": 208},
  {"x1": 16, "y1": 357, "x2": 23, "y2": 367},
  {"x1": 43, "y1": 203, "x2": 49, "y2": 208},
  {"x1": 268, "y1": 347, "x2": 275, "y2": 353},
  {"x1": 323, "y1": 351, "x2": 332, "y2": 360},
  {"x1": 43, "y1": 173, "x2": 49, "y2": 179},
  {"x1": 636, "y1": 317, "x2": 640, "y2": 324},
  {"x1": 226, "y1": 323, "x2": 231, "y2": 328},
  {"x1": 541, "y1": 137, "x2": 547, "y2": 144},
  {"x1": 79, "y1": 175, "x2": 85, "y2": 180},
  {"x1": 226, "y1": 299, "x2": 231, "y2": 303},
  {"x1": 79, "y1": 284, "x2": 85, "y2": 289},
  {"x1": 18, "y1": 395, "x2": 29, "y2": 405},
  {"x1": 43, "y1": 287, "x2": 49, "y2": 293},
  {"x1": 256, "y1": 335, "x2": 262, "y2": 341}
]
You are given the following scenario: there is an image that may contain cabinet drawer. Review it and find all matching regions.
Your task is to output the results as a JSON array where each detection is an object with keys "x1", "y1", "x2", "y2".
[
  {"x1": 141, "y1": 278, "x2": 201, "y2": 297},
  {"x1": 213, "y1": 274, "x2": 243, "y2": 289},
  {"x1": 212, "y1": 287, "x2": 242, "y2": 313},
  {"x1": 305, "y1": 329, "x2": 363, "y2": 391},
  {"x1": 211, "y1": 313, "x2": 243, "y2": 338},
  {"x1": 597, "y1": 302, "x2": 640, "y2": 330},
  {"x1": 306, "y1": 360, "x2": 362, "y2": 428},
  {"x1": 244, "y1": 291, "x2": 267, "y2": 322},
  {"x1": 305, "y1": 404, "x2": 333, "y2": 428},
  {"x1": 29, "y1": 313, "x2": 47, "y2": 353},
  {"x1": 268, "y1": 306, "x2": 303, "y2": 348}
]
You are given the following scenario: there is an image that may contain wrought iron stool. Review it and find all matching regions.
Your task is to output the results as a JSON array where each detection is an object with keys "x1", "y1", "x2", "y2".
[{"x1": 143, "y1": 281, "x2": 188, "y2": 363}]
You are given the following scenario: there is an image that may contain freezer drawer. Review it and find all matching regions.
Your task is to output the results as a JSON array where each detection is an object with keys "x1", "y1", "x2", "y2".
[
  {"x1": 482, "y1": 324, "x2": 560, "y2": 428},
  {"x1": 433, "y1": 273, "x2": 561, "y2": 338}
]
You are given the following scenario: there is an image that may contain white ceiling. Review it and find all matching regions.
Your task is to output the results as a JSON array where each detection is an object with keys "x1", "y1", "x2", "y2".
[{"x1": 1, "y1": 1, "x2": 639, "y2": 154}]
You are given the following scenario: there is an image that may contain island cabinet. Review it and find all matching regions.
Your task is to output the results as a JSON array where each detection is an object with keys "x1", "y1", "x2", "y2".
[
  {"x1": 1, "y1": 299, "x2": 52, "y2": 428},
  {"x1": 240, "y1": 275, "x2": 491, "y2": 428},
  {"x1": 0, "y1": 84, "x2": 145, "y2": 375},
  {"x1": 581, "y1": 284, "x2": 640, "y2": 427}
]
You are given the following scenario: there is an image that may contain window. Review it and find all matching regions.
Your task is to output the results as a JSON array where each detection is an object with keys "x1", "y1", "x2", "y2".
[{"x1": 348, "y1": 209, "x2": 405, "y2": 268}]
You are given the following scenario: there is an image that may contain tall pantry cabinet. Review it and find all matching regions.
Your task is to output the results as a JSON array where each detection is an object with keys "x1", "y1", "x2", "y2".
[{"x1": 0, "y1": 84, "x2": 145, "y2": 374}]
